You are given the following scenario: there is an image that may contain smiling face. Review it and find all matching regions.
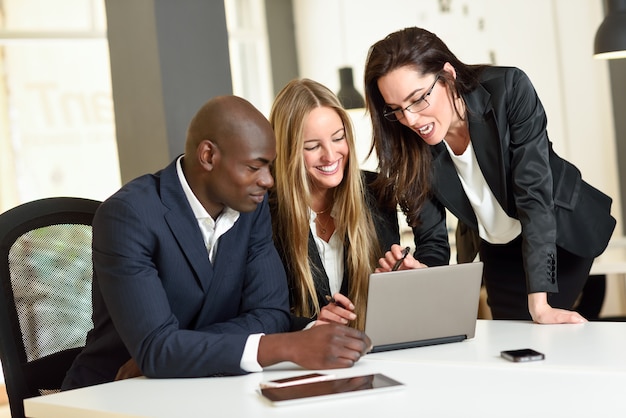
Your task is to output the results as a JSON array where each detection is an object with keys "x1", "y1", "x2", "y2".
[
  {"x1": 377, "y1": 63, "x2": 458, "y2": 147},
  {"x1": 302, "y1": 106, "x2": 349, "y2": 195}
]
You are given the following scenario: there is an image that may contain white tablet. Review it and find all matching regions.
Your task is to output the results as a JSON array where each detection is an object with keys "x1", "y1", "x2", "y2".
[{"x1": 259, "y1": 373, "x2": 404, "y2": 406}]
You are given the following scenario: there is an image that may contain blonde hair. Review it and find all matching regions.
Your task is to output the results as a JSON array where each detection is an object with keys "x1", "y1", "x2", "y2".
[{"x1": 269, "y1": 78, "x2": 379, "y2": 330}]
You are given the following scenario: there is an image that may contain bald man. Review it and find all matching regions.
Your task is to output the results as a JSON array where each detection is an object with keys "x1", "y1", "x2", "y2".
[{"x1": 62, "y1": 96, "x2": 371, "y2": 390}]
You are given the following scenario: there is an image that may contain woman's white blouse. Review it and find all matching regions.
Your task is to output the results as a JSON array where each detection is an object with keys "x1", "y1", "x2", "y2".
[
  {"x1": 309, "y1": 208, "x2": 344, "y2": 295},
  {"x1": 444, "y1": 140, "x2": 521, "y2": 244}
]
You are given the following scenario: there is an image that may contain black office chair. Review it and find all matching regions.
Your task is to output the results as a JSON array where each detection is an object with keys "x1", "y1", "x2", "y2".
[{"x1": 0, "y1": 197, "x2": 101, "y2": 418}]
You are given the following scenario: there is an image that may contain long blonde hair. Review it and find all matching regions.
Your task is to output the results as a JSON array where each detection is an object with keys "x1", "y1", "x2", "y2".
[{"x1": 269, "y1": 78, "x2": 379, "y2": 330}]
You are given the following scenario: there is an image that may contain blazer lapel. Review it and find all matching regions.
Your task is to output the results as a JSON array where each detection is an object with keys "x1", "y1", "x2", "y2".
[
  {"x1": 308, "y1": 232, "x2": 332, "y2": 300},
  {"x1": 464, "y1": 85, "x2": 509, "y2": 211},
  {"x1": 431, "y1": 143, "x2": 477, "y2": 229},
  {"x1": 307, "y1": 231, "x2": 349, "y2": 306},
  {"x1": 160, "y1": 159, "x2": 213, "y2": 292}
]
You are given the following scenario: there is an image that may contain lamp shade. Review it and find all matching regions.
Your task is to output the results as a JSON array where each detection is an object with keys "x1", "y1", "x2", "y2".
[
  {"x1": 594, "y1": 0, "x2": 626, "y2": 59},
  {"x1": 336, "y1": 67, "x2": 365, "y2": 109}
]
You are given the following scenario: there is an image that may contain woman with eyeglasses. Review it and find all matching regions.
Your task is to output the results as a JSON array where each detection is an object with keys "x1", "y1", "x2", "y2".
[
  {"x1": 364, "y1": 27, "x2": 615, "y2": 324},
  {"x1": 269, "y1": 78, "x2": 450, "y2": 331}
]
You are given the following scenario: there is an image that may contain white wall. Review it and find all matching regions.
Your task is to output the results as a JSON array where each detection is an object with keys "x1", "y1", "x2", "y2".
[{"x1": 292, "y1": 0, "x2": 622, "y2": 236}]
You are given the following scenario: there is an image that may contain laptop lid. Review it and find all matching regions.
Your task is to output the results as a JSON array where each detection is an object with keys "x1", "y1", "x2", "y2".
[{"x1": 365, "y1": 262, "x2": 483, "y2": 353}]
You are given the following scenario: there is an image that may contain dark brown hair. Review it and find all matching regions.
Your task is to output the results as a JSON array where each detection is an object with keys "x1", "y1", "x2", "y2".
[{"x1": 364, "y1": 27, "x2": 486, "y2": 226}]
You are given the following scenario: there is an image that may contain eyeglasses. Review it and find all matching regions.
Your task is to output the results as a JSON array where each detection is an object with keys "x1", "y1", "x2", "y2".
[{"x1": 382, "y1": 74, "x2": 441, "y2": 122}]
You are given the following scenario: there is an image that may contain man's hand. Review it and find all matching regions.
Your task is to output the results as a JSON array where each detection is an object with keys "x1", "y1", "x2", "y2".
[
  {"x1": 115, "y1": 358, "x2": 143, "y2": 381},
  {"x1": 528, "y1": 292, "x2": 587, "y2": 324},
  {"x1": 258, "y1": 323, "x2": 372, "y2": 370}
]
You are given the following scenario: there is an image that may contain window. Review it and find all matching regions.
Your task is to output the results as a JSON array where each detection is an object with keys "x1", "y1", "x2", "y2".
[
  {"x1": 0, "y1": 0, "x2": 120, "y2": 213},
  {"x1": 224, "y1": 0, "x2": 273, "y2": 116}
]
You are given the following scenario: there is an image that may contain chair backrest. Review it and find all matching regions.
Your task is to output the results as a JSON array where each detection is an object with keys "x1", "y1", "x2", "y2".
[{"x1": 0, "y1": 197, "x2": 101, "y2": 418}]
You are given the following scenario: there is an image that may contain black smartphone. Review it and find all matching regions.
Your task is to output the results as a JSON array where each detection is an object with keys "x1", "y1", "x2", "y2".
[{"x1": 501, "y1": 348, "x2": 545, "y2": 362}]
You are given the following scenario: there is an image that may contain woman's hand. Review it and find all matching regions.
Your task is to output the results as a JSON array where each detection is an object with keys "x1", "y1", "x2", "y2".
[
  {"x1": 314, "y1": 293, "x2": 356, "y2": 326},
  {"x1": 528, "y1": 292, "x2": 587, "y2": 324},
  {"x1": 375, "y1": 243, "x2": 427, "y2": 272}
]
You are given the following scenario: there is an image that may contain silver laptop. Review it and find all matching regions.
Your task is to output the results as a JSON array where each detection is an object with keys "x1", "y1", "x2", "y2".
[{"x1": 365, "y1": 262, "x2": 483, "y2": 353}]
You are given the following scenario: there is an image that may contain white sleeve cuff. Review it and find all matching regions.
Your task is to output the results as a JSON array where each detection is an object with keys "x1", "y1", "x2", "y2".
[{"x1": 240, "y1": 333, "x2": 264, "y2": 372}]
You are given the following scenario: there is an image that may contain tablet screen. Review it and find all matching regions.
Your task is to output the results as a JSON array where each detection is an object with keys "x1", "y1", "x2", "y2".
[{"x1": 259, "y1": 373, "x2": 404, "y2": 406}]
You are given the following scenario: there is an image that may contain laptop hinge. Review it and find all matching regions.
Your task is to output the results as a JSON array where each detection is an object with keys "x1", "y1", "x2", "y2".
[{"x1": 370, "y1": 334, "x2": 467, "y2": 353}]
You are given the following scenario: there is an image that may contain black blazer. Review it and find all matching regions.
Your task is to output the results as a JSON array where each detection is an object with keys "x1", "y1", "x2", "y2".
[
  {"x1": 431, "y1": 66, "x2": 616, "y2": 294},
  {"x1": 272, "y1": 170, "x2": 450, "y2": 330}
]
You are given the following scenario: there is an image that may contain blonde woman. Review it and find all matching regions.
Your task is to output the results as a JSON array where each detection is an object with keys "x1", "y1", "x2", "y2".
[{"x1": 269, "y1": 78, "x2": 449, "y2": 331}]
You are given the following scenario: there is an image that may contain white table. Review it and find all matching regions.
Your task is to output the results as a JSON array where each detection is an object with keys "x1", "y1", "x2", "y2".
[
  {"x1": 369, "y1": 319, "x2": 626, "y2": 372},
  {"x1": 24, "y1": 320, "x2": 626, "y2": 418}
]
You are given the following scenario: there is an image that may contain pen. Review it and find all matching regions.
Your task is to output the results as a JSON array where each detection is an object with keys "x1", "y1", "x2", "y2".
[
  {"x1": 391, "y1": 246, "x2": 411, "y2": 271},
  {"x1": 325, "y1": 294, "x2": 346, "y2": 309}
]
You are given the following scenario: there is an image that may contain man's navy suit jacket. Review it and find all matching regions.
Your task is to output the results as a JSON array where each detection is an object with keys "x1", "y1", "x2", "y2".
[{"x1": 62, "y1": 158, "x2": 290, "y2": 390}]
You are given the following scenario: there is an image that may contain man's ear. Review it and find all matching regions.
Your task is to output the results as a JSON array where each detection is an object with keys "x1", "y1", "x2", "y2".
[{"x1": 198, "y1": 139, "x2": 218, "y2": 170}]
